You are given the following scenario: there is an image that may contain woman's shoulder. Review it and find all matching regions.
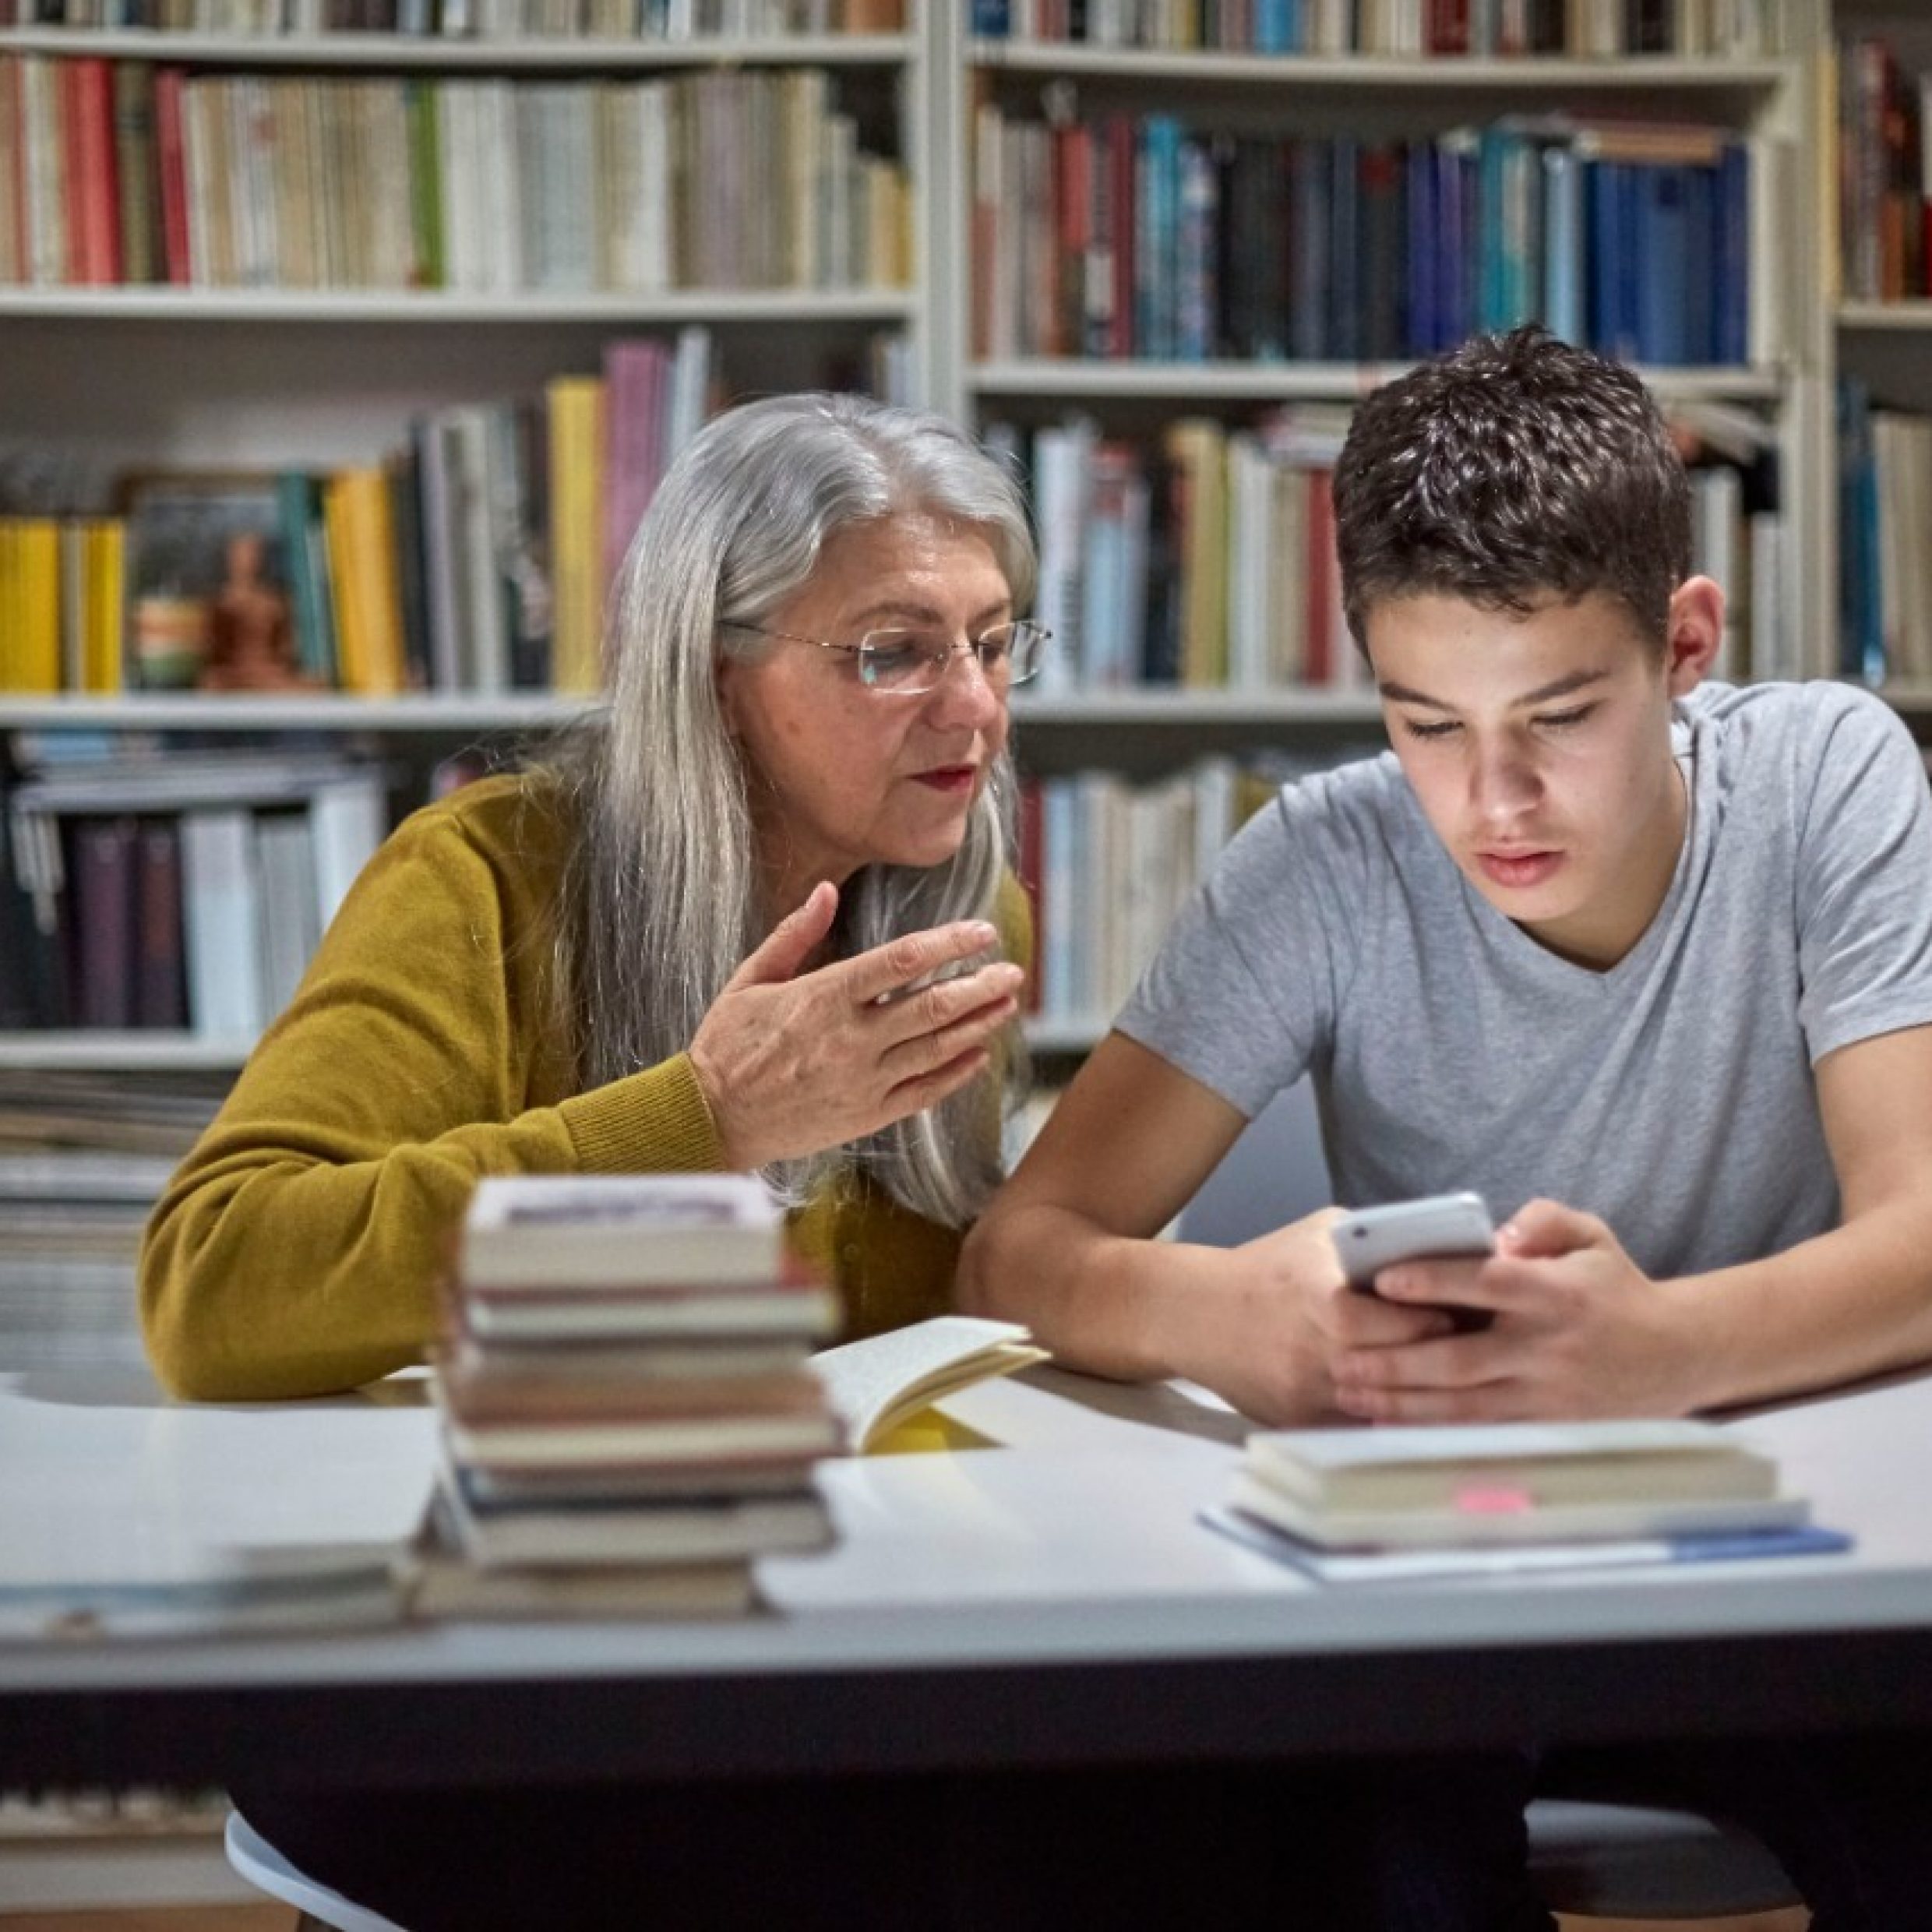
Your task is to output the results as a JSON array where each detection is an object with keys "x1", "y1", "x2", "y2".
[{"x1": 390, "y1": 767, "x2": 576, "y2": 869}]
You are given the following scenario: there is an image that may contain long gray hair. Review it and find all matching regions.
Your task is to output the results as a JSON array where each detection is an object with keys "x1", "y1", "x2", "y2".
[{"x1": 550, "y1": 391, "x2": 1035, "y2": 1227}]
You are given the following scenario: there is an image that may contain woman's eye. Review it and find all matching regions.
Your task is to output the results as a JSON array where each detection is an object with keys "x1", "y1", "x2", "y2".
[{"x1": 1401, "y1": 717, "x2": 1460, "y2": 741}]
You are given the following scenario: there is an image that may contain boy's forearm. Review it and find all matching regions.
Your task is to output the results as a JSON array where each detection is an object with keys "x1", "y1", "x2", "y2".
[
  {"x1": 1670, "y1": 1198, "x2": 1932, "y2": 1411},
  {"x1": 960, "y1": 1202, "x2": 1236, "y2": 1385}
]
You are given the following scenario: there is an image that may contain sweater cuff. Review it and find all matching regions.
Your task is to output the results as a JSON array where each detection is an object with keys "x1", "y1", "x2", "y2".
[{"x1": 557, "y1": 1052, "x2": 728, "y2": 1173}]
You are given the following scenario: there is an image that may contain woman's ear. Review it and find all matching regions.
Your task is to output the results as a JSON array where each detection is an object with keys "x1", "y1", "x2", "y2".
[
  {"x1": 714, "y1": 656, "x2": 744, "y2": 739},
  {"x1": 1662, "y1": 576, "x2": 1726, "y2": 696}
]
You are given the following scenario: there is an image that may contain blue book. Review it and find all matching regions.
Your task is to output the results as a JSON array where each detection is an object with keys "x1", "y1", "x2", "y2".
[
  {"x1": 1585, "y1": 159, "x2": 1640, "y2": 364},
  {"x1": 1135, "y1": 115, "x2": 1185, "y2": 362},
  {"x1": 1176, "y1": 135, "x2": 1218, "y2": 363},
  {"x1": 1201, "y1": 1504, "x2": 1854, "y2": 1587},
  {"x1": 1635, "y1": 164, "x2": 1693, "y2": 367},
  {"x1": 1253, "y1": 0, "x2": 1296, "y2": 52},
  {"x1": 1326, "y1": 133, "x2": 1361, "y2": 362},
  {"x1": 1541, "y1": 141, "x2": 1584, "y2": 347},
  {"x1": 1405, "y1": 143, "x2": 1439, "y2": 356},
  {"x1": 1289, "y1": 138, "x2": 1331, "y2": 362},
  {"x1": 1837, "y1": 376, "x2": 1884, "y2": 682},
  {"x1": 970, "y1": 0, "x2": 1010, "y2": 35},
  {"x1": 1713, "y1": 138, "x2": 1750, "y2": 366}
]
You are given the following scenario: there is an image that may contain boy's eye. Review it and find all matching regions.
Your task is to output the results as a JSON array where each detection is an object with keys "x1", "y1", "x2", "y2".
[
  {"x1": 1534, "y1": 706, "x2": 1595, "y2": 732},
  {"x1": 1399, "y1": 717, "x2": 1461, "y2": 741}
]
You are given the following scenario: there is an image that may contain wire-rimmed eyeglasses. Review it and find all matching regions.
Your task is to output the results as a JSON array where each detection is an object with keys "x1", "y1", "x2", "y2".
[{"x1": 722, "y1": 619, "x2": 1050, "y2": 696}]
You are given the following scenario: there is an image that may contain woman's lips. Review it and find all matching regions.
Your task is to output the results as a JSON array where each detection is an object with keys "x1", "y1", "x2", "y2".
[{"x1": 913, "y1": 767, "x2": 978, "y2": 793}]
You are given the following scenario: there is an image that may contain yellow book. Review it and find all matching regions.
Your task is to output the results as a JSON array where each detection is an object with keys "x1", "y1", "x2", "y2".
[
  {"x1": 7, "y1": 519, "x2": 62, "y2": 694},
  {"x1": 547, "y1": 375, "x2": 607, "y2": 696},
  {"x1": 1163, "y1": 418, "x2": 1229, "y2": 690},
  {"x1": 323, "y1": 468, "x2": 406, "y2": 696},
  {"x1": 82, "y1": 519, "x2": 126, "y2": 694},
  {"x1": 322, "y1": 474, "x2": 371, "y2": 693}
]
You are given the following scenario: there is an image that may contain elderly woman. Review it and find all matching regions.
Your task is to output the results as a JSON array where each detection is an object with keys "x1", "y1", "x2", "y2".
[{"x1": 139, "y1": 392, "x2": 1042, "y2": 1401}]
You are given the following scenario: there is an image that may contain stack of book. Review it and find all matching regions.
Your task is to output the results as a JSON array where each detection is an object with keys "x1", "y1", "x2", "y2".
[
  {"x1": 414, "y1": 1173, "x2": 843, "y2": 1620},
  {"x1": 1208, "y1": 1419, "x2": 1849, "y2": 1586}
]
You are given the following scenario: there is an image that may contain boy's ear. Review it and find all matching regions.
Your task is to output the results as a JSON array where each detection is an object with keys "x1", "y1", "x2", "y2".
[{"x1": 1662, "y1": 576, "x2": 1725, "y2": 696}]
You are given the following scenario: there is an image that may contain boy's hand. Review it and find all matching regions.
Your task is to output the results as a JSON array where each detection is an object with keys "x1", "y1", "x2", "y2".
[
  {"x1": 1325, "y1": 1199, "x2": 1699, "y2": 1422},
  {"x1": 1170, "y1": 1210, "x2": 1458, "y2": 1424}
]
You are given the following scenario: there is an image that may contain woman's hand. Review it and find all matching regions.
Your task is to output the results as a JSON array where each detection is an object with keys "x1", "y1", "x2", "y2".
[{"x1": 689, "y1": 883, "x2": 1026, "y2": 1171}]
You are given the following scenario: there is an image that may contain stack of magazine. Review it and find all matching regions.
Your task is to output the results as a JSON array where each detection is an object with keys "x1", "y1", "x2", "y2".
[
  {"x1": 1207, "y1": 1419, "x2": 1850, "y2": 1585},
  {"x1": 414, "y1": 1173, "x2": 843, "y2": 1620}
]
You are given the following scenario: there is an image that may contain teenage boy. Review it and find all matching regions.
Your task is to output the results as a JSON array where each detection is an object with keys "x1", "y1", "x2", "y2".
[
  {"x1": 961, "y1": 325, "x2": 1932, "y2": 1930},
  {"x1": 964, "y1": 324, "x2": 1932, "y2": 1428}
]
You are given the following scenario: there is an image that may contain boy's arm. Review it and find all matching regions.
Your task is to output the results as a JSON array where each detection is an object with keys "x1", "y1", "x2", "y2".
[
  {"x1": 961, "y1": 1032, "x2": 1448, "y2": 1422},
  {"x1": 1331, "y1": 1023, "x2": 1932, "y2": 1420}
]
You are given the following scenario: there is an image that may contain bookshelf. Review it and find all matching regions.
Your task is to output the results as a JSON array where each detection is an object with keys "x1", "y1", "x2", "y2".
[
  {"x1": 933, "y1": 0, "x2": 1835, "y2": 1050},
  {"x1": 0, "y1": 0, "x2": 1910, "y2": 1073},
  {"x1": 1831, "y1": 0, "x2": 1932, "y2": 707}
]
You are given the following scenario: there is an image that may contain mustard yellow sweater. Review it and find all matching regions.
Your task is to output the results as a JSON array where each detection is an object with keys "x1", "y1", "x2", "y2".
[{"x1": 140, "y1": 773, "x2": 1025, "y2": 1401}]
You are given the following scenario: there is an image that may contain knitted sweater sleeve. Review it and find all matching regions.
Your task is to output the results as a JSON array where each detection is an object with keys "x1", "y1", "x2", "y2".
[{"x1": 139, "y1": 784, "x2": 725, "y2": 1401}]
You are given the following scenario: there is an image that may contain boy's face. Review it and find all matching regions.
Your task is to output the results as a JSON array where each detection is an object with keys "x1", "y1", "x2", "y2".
[{"x1": 1366, "y1": 587, "x2": 1715, "y2": 971}]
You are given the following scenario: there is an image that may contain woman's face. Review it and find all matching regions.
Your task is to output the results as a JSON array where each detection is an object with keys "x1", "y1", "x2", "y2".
[{"x1": 717, "y1": 512, "x2": 1014, "y2": 918}]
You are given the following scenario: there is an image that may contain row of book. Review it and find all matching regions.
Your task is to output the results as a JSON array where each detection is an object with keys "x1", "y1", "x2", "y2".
[
  {"x1": 0, "y1": 1068, "x2": 223, "y2": 1373},
  {"x1": 2, "y1": 326, "x2": 746, "y2": 697},
  {"x1": 0, "y1": 0, "x2": 901, "y2": 32},
  {"x1": 1018, "y1": 753, "x2": 1334, "y2": 1027},
  {"x1": 974, "y1": 108, "x2": 1759, "y2": 370},
  {"x1": 996, "y1": 404, "x2": 1788, "y2": 697},
  {"x1": 969, "y1": 0, "x2": 1789, "y2": 56},
  {"x1": 0, "y1": 55, "x2": 911, "y2": 294},
  {"x1": 1, "y1": 744, "x2": 388, "y2": 1035},
  {"x1": 418, "y1": 1173, "x2": 844, "y2": 1619},
  {"x1": 1838, "y1": 37, "x2": 1932, "y2": 308},
  {"x1": 1839, "y1": 377, "x2": 1932, "y2": 689},
  {"x1": 1212, "y1": 1416, "x2": 1839, "y2": 1585}
]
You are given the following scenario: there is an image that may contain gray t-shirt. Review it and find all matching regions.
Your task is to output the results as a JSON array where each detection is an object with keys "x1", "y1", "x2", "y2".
[{"x1": 1117, "y1": 681, "x2": 1932, "y2": 1279}]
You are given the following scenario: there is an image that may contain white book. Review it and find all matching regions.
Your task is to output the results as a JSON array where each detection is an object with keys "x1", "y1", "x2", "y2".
[
  {"x1": 461, "y1": 1173, "x2": 786, "y2": 1289},
  {"x1": 255, "y1": 810, "x2": 320, "y2": 1019},
  {"x1": 308, "y1": 773, "x2": 387, "y2": 936},
  {"x1": 435, "y1": 1462, "x2": 832, "y2": 1567},
  {"x1": 180, "y1": 809, "x2": 265, "y2": 1042},
  {"x1": 809, "y1": 1316, "x2": 1048, "y2": 1453}
]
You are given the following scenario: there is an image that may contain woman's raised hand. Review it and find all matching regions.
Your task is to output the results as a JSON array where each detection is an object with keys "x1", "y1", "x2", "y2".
[{"x1": 689, "y1": 883, "x2": 1026, "y2": 1172}]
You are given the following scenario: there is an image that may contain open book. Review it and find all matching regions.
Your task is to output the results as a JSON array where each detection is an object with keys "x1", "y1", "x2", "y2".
[{"x1": 809, "y1": 1316, "x2": 1049, "y2": 1453}]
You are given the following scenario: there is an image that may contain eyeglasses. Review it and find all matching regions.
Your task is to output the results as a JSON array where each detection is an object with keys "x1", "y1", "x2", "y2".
[{"x1": 722, "y1": 619, "x2": 1050, "y2": 696}]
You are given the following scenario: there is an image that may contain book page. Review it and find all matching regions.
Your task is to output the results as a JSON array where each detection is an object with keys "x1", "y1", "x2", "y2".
[{"x1": 809, "y1": 1317, "x2": 1049, "y2": 1453}]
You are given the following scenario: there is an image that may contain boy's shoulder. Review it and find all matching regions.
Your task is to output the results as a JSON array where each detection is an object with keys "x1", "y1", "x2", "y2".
[{"x1": 1678, "y1": 677, "x2": 1906, "y2": 759}]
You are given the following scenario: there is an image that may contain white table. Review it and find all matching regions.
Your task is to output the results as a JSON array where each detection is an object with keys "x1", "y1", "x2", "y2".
[{"x1": 2, "y1": 1359, "x2": 1930, "y2": 1789}]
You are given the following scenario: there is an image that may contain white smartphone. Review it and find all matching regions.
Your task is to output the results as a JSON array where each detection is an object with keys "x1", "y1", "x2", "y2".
[{"x1": 1331, "y1": 1190, "x2": 1496, "y2": 1292}]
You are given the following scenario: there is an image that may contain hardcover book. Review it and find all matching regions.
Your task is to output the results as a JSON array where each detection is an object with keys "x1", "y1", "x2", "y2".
[
  {"x1": 1232, "y1": 1419, "x2": 1806, "y2": 1552},
  {"x1": 460, "y1": 1172, "x2": 786, "y2": 1290}
]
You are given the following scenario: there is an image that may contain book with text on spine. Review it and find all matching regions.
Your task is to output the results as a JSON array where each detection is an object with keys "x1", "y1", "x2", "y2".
[{"x1": 460, "y1": 1172, "x2": 786, "y2": 1290}]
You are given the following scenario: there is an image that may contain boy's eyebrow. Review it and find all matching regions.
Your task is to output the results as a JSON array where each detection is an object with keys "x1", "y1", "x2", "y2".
[{"x1": 1377, "y1": 669, "x2": 1610, "y2": 710}]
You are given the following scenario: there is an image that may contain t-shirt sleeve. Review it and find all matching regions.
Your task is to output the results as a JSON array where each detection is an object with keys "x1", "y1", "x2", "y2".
[
  {"x1": 1795, "y1": 688, "x2": 1932, "y2": 1063},
  {"x1": 1114, "y1": 777, "x2": 1358, "y2": 1117}
]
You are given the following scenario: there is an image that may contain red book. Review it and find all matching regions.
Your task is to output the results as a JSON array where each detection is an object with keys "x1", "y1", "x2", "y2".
[
  {"x1": 70, "y1": 59, "x2": 121, "y2": 284},
  {"x1": 1430, "y1": 0, "x2": 1468, "y2": 55},
  {"x1": 152, "y1": 65, "x2": 190, "y2": 286},
  {"x1": 1052, "y1": 118, "x2": 1090, "y2": 361},
  {"x1": 1105, "y1": 113, "x2": 1134, "y2": 358},
  {"x1": 61, "y1": 59, "x2": 90, "y2": 286}
]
